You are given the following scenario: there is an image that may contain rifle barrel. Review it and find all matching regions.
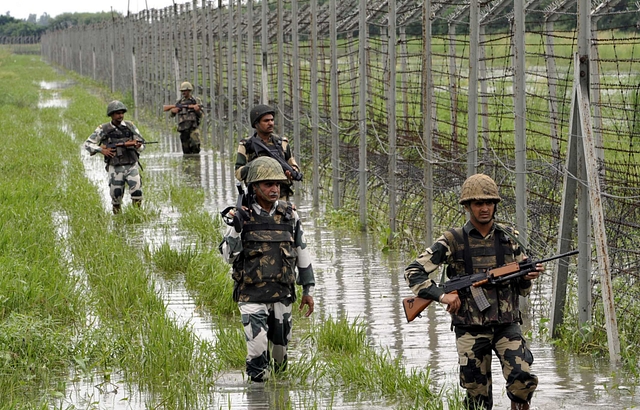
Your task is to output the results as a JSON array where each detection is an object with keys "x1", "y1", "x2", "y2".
[{"x1": 536, "y1": 249, "x2": 579, "y2": 264}]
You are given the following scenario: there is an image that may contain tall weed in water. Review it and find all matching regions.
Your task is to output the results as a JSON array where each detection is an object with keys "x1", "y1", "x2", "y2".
[
  {"x1": 0, "y1": 51, "x2": 89, "y2": 406},
  {"x1": 293, "y1": 316, "x2": 454, "y2": 409}
]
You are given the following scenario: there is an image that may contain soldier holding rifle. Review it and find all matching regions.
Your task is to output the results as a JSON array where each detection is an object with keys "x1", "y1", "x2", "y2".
[
  {"x1": 234, "y1": 104, "x2": 302, "y2": 200},
  {"x1": 83, "y1": 100, "x2": 146, "y2": 214},
  {"x1": 404, "y1": 174, "x2": 544, "y2": 410},
  {"x1": 165, "y1": 81, "x2": 202, "y2": 154}
]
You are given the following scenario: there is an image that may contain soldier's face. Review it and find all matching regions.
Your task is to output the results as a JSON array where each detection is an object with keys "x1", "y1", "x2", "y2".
[
  {"x1": 181, "y1": 89, "x2": 191, "y2": 98},
  {"x1": 256, "y1": 114, "x2": 274, "y2": 135},
  {"x1": 254, "y1": 181, "x2": 281, "y2": 207},
  {"x1": 467, "y1": 200, "x2": 495, "y2": 225},
  {"x1": 110, "y1": 110, "x2": 125, "y2": 125}
]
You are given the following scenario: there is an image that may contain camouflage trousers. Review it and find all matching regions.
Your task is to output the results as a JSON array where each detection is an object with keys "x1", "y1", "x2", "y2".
[
  {"x1": 179, "y1": 127, "x2": 201, "y2": 154},
  {"x1": 107, "y1": 163, "x2": 142, "y2": 206},
  {"x1": 239, "y1": 299, "x2": 293, "y2": 381},
  {"x1": 454, "y1": 323, "x2": 538, "y2": 410}
]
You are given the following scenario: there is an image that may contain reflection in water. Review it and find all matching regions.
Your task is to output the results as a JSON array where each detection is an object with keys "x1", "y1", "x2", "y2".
[
  {"x1": 244, "y1": 384, "x2": 291, "y2": 410},
  {"x1": 61, "y1": 373, "x2": 143, "y2": 410},
  {"x1": 38, "y1": 81, "x2": 71, "y2": 108},
  {"x1": 182, "y1": 154, "x2": 203, "y2": 185}
]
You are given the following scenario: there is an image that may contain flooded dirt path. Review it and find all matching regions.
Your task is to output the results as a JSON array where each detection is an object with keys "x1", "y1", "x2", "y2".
[{"x1": 43, "y1": 77, "x2": 636, "y2": 408}]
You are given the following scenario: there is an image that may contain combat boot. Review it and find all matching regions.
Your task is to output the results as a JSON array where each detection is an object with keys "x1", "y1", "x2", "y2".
[
  {"x1": 132, "y1": 199, "x2": 142, "y2": 208},
  {"x1": 112, "y1": 204, "x2": 121, "y2": 214},
  {"x1": 510, "y1": 401, "x2": 530, "y2": 410}
]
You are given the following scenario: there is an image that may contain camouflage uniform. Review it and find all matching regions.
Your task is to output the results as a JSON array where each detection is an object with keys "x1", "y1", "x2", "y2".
[
  {"x1": 170, "y1": 95, "x2": 203, "y2": 154},
  {"x1": 234, "y1": 133, "x2": 300, "y2": 199},
  {"x1": 221, "y1": 199, "x2": 314, "y2": 382},
  {"x1": 84, "y1": 120, "x2": 145, "y2": 208},
  {"x1": 405, "y1": 220, "x2": 538, "y2": 410}
]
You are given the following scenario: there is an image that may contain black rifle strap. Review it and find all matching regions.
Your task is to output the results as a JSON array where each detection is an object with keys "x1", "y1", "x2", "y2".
[
  {"x1": 449, "y1": 228, "x2": 474, "y2": 277},
  {"x1": 494, "y1": 228, "x2": 505, "y2": 267},
  {"x1": 251, "y1": 135, "x2": 286, "y2": 161},
  {"x1": 460, "y1": 229, "x2": 474, "y2": 276}
]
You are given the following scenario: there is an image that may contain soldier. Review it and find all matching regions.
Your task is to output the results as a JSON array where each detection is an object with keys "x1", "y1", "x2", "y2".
[
  {"x1": 84, "y1": 100, "x2": 146, "y2": 214},
  {"x1": 234, "y1": 104, "x2": 301, "y2": 199},
  {"x1": 220, "y1": 156, "x2": 315, "y2": 383},
  {"x1": 169, "y1": 81, "x2": 203, "y2": 154},
  {"x1": 404, "y1": 174, "x2": 543, "y2": 410}
]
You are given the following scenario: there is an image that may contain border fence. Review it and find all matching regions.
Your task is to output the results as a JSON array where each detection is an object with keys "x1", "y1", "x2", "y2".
[{"x1": 40, "y1": 0, "x2": 640, "y2": 362}]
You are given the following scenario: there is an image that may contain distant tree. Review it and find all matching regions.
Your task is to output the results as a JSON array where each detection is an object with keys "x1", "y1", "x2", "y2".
[
  {"x1": 27, "y1": 14, "x2": 37, "y2": 24},
  {"x1": 37, "y1": 13, "x2": 51, "y2": 26},
  {"x1": 0, "y1": 15, "x2": 17, "y2": 25}
]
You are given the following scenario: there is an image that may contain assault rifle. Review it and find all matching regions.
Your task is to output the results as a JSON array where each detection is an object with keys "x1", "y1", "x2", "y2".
[
  {"x1": 251, "y1": 137, "x2": 304, "y2": 181},
  {"x1": 402, "y1": 249, "x2": 579, "y2": 323},
  {"x1": 104, "y1": 140, "x2": 158, "y2": 149},
  {"x1": 163, "y1": 103, "x2": 199, "y2": 112}
]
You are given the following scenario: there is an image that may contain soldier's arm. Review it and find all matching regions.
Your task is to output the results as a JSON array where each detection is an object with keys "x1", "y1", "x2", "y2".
[
  {"x1": 194, "y1": 97, "x2": 203, "y2": 116},
  {"x1": 405, "y1": 238, "x2": 451, "y2": 302},
  {"x1": 234, "y1": 141, "x2": 249, "y2": 181},
  {"x1": 220, "y1": 225, "x2": 243, "y2": 264},
  {"x1": 169, "y1": 99, "x2": 180, "y2": 117},
  {"x1": 83, "y1": 126, "x2": 104, "y2": 155},
  {"x1": 282, "y1": 138, "x2": 301, "y2": 171},
  {"x1": 512, "y1": 238, "x2": 533, "y2": 296},
  {"x1": 128, "y1": 122, "x2": 145, "y2": 153},
  {"x1": 292, "y1": 212, "x2": 314, "y2": 297}
]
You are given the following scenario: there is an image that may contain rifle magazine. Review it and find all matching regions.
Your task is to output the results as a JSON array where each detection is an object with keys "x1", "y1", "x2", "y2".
[{"x1": 470, "y1": 286, "x2": 491, "y2": 311}]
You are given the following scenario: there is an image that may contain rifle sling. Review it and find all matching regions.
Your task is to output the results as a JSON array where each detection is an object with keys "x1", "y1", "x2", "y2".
[{"x1": 252, "y1": 136, "x2": 289, "y2": 169}]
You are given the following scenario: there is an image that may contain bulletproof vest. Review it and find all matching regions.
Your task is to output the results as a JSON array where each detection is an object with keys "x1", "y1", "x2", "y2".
[
  {"x1": 245, "y1": 134, "x2": 286, "y2": 163},
  {"x1": 232, "y1": 202, "x2": 297, "y2": 301},
  {"x1": 102, "y1": 121, "x2": 139, "y2": 166},
  {"x1": 176, "y1": 97, "x2": 200, "y2": 131},
  {"x1": 444, "y1": 225, "x2": 523, "y2": 326}
]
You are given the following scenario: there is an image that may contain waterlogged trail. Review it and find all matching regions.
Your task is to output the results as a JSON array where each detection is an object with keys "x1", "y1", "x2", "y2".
[{"x1": 42, "y1": 80, "x2": 638, "y2": 409}]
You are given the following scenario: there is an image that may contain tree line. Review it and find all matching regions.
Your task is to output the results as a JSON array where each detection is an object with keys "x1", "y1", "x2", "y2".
[{"x1": 0, "y1": 12, "x2": 119, "y2": 38}]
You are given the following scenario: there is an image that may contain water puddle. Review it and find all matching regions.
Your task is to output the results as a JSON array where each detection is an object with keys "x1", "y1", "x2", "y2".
[{"x1": 38, "y1": 80, "x2": 71, "y2": 108}]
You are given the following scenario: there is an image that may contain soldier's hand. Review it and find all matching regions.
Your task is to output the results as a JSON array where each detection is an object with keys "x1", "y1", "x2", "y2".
[
  {"x1": 441, "y1": 292, "x2": 460, "y2": 314},
  {"x1": 193, "y1": 104, "x2": 201, "y2": 112},
  {"x1": 299, "y1": 295, "x2": 314, "y2": 317},
  {"x1": 523, "y1": 263, "x2": 544, "y2": 280},
  {"x1": 171, "y1": 107, "x2": 179, "y2": 114},
  {"x1": 101, "y1": 146, "x2": 115, "y2": 158}
]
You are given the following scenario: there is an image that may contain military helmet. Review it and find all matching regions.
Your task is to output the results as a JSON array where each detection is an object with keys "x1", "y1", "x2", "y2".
[
  {"x1": 245, "y1": 156, "x2": 288, "y2": 184},
  {"x1": 180, "y1": 81, "x2": 194, "y2": 91},
  {"x1": 459, "y1": 174, "x2": 502, "y2": 204},
  {"x1": 249, "y1": 104, "x2": 275, "y2": 128},
  {"x1": 106, "y1": 100, "x2": 127, "y2": 116}
]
